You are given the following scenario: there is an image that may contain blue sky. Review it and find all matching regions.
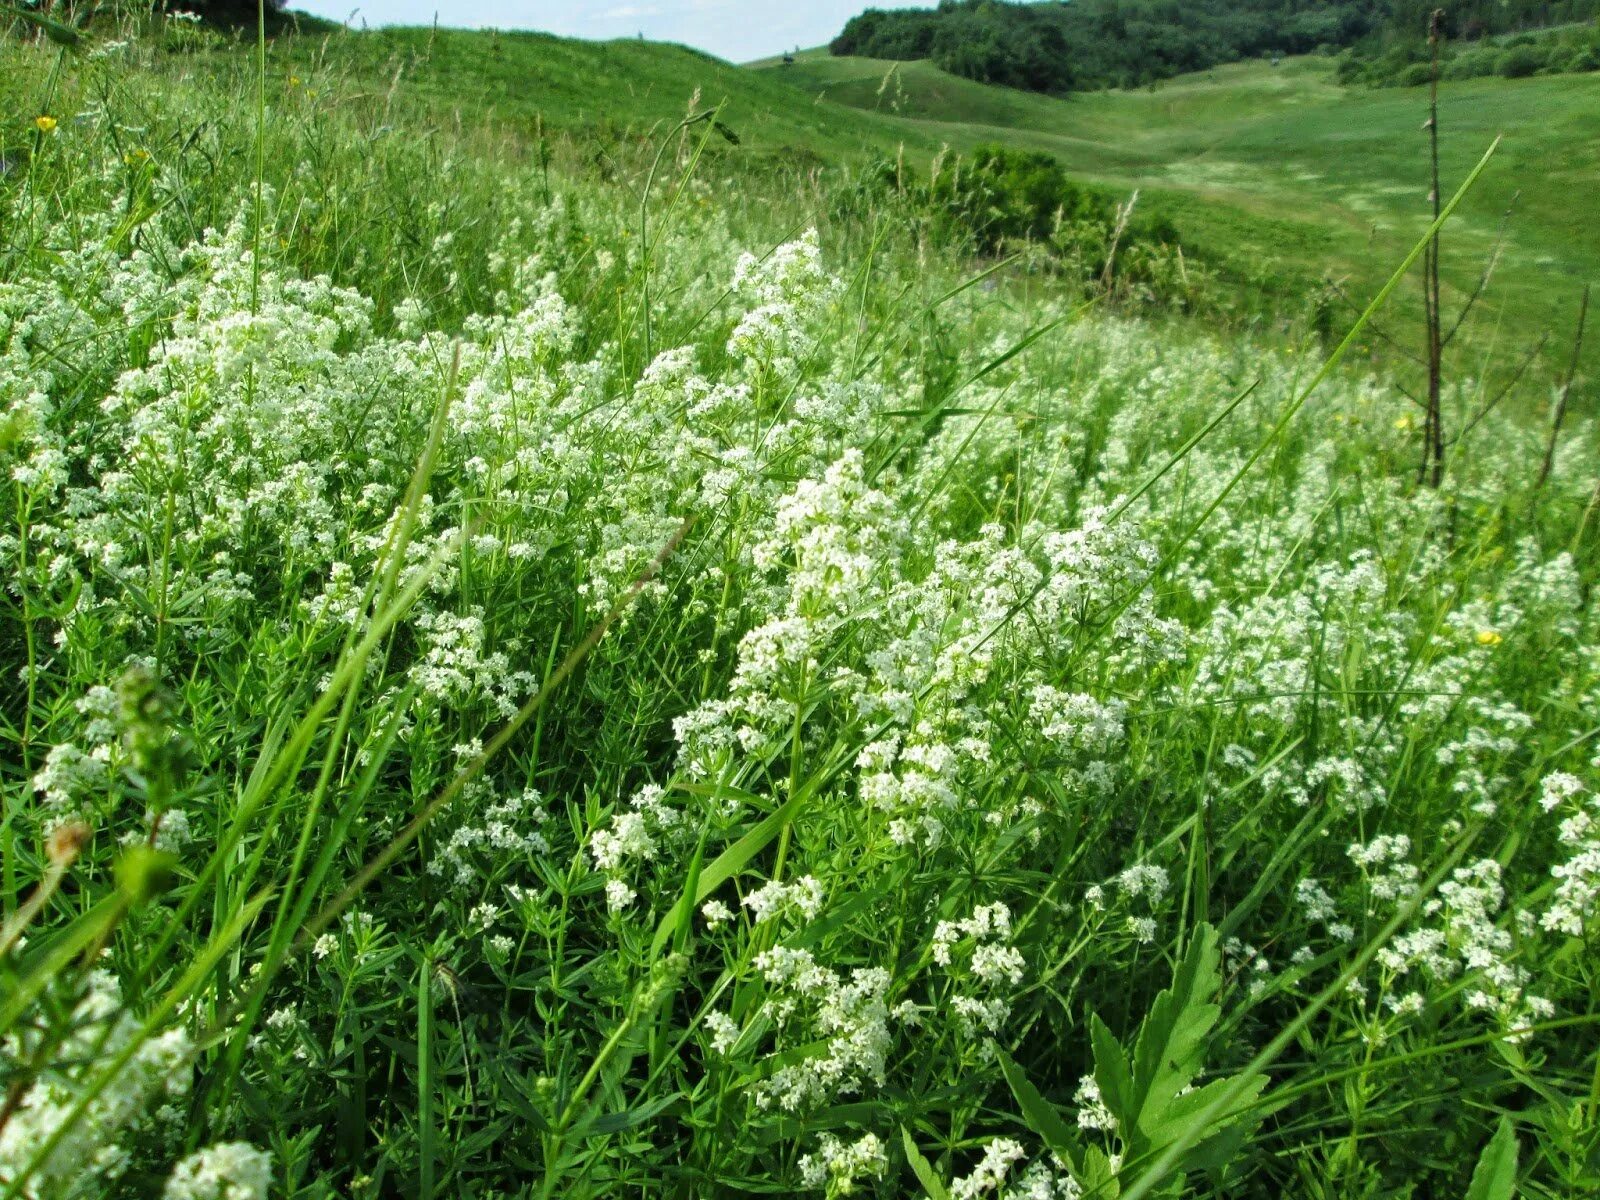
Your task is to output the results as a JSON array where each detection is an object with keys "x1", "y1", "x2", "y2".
[{"x1": 289, "y1": 1, "x2": 929, "y2": 63}]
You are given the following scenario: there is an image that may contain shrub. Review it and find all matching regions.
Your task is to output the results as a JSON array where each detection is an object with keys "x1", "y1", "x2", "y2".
[
  {"x1": 1442, "y1": 47, "x2": 1501, "y2": 79},
  {"x1": 933, "y1": 145, "x2": 1106, "y2": 249},
  {"x1": 1565, "y1": 44, "x2": 1600, "y2": 72},
  {"x1": 1498, "y1": 44, "x2": 1546, "y2": 77}
]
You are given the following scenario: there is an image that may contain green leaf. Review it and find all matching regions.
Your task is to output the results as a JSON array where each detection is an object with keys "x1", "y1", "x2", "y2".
[
  {"x1": 115, "y1": 845, "x2": 179, "y2": 905},
  {"x1": 581, "y1": 1091, "x2": 684, "y2": 1136},
  {"x1": 1079, "y1": 1146, "x2": 1121, "y2": 1200},
  {"x1": 1140, "y1": 1073, "x2": 1267, "y2": 1154},
  {"x1": 0, "y1": 895, "x2": 127, "y2": 1034},
  {"x1": 417, "y1": 956, "x2": 436, "y2": 1200},
  {"x1": 1091, "y1": 1012, "x2": 1135, "y2": 1129},
  {"x1": 479, "y1": 1067, "x2": 550, "y2": 1132},
  {"x1": 649, "y1": 783, "x2": 809, "y2": 956},
  {"x1": 7, "y1": 4, "x2": 82, "y2": 46},
  {"x1": 1463, "y1": 1116, "x2": 1518, "y2": 1200},
  {"x1": 1184, "y1": 1109, "x2": 1261, "y2": 1183},
  {"x1": 902, "y1": 1126, "x2": 951, "y2": 1200},
  {"x1": 1083, "y1": 924, "x2": 1262, "y2": 1194},
  {"x1": 995, "y1": 1047, "x2": 1080, "y2": 1161},
  {"x1": 671, "y1": 829, "x2": 709, "y2": 953},
  {"x1": 1129, "y1": 926, "x2": 1221, "y2": 1126},
  {"x1": 732, "y1": 1037, "x2": 830, "y2": 1089}
]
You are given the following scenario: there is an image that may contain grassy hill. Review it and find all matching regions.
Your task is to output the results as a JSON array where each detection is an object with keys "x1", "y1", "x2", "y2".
[
  {"x1": 257, "y1": 25, "x2": 1600, "y2": 380},
  {"x1": 17, "y1": 15, "x2": 1591, "y2": 377},
  {"x1": 758, "y1": 49, "x2": 1600, "y2": 382},
  {"x1": 268, "y1": 25, "x2": 944, "y2": 165}
]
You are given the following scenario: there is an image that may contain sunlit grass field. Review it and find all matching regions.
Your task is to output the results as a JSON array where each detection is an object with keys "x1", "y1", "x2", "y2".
[
  {"x1": 765, "y1": 51, "x2": 1600, "y2": 383},
  {"x1": 2, "y1": 14, "x2": 1599, "y2": 1200}
]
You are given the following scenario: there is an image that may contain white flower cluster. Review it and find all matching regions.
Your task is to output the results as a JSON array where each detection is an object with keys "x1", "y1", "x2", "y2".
[
  {"x1": 31, "y1": 739, "x2": 109, "y2": 819},
  {"x1": 6, "y1": 99, "x2": 1600, "y2": 1199},
  {"x1": 743, "y1": 874, "x2": 825, "y2": 924},
  {"x1": 952, "y1": 1138, "x2": 1026, "y2": 1199},
  {"x1": 1086, "y1": 863, "x2": 1171, "y2": 944},
  {"x1": 930, "y1": 902, "x2": 1026, "y2": 1037},
  {"x1": 727, "y1": 228, "x2": 842, "y2": 368},
  {"x1": 748, "y1": 946, "x2": 892, "y2": 1111},
  {"x1": 1073, "y1": 1074, "x2": 1117, "y2": 1133},
  {"x1": 1003, "y1": 1157, "x2": 1084, "y2": 1200},
  {"x1": 675, "y1": 450, "x2": 904, "y2": 776},
  {"x1": 798, "y1": 1131, "x2": 888, "y2": 1197},
  {"x1": 1368, "y1": 850, "x2": 1552, "y2": 1036},
  {"x1": 1293, "y1": 877, "x2": 1354, "y2": 944},
  {"x1": 1348, "y1": 835, "x2": 1419, "y2": 902},
  {"x1": 589, "y1": 783, "x2": 683, "y2": 911},
  {"x1": 164, "y1": 1142, "x2": 272, "y2": 1200},
  {"x1": 409, "y1": 606, "x2": 538, "y2": 715},
  {"x1": 1223, "y1": 936, "x2": 1276, "y2": 999},
  {"x1": 1195, "y1": 555, "x2": 1403, "y2": 813},
  {"x1": 0, "y1": 971, "x2": 192, "y2": 1197},
  {"x1": 429, "y1": 783, "x2": 550, "y2": 888},
  {"x1": 1541, "y1": 768, "x2": 1600, "y2": 937}
]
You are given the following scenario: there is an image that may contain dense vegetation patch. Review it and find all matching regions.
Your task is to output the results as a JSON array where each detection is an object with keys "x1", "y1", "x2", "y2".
[
  {"x1": 1338, "y1": 19, "x2": 1600, "y2": 85},
  {"x1": 841, "y1": 145, "x2": 1207, "y2": 309},
  {"x1": 4, "y1": 15, "x2": 1600, "y2": 1200},
  {"x1": 830, "y1": 0, "x2": 1600, "y2": 93},
  {"x1": 832, "y1": 0, "x2": 1381, "y2": 92}
]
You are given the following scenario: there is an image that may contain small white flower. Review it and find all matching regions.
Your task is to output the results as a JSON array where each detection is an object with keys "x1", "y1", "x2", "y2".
[
  {"x1": 704, "y1": 1010, "x2": 740, "y2": 1055},
  {"x1": 951, "y1": 1138, "x2": 1026, "y2": 1199},
  {"x1": 605, "y1": 879, "x2": 636, "y2": 912},
  {"x1": 1074, "y1": 1075, "x2": 1117, "y2": 1132},
  {"x1": 164, "y1": 1142, "x2": 271, "y2": 1200}
]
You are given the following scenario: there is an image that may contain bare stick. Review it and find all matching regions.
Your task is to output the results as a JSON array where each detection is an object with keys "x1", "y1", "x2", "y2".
[
  {"x1": 1443, "y1": 189, "x2": 1519, "y2": 350},
  {"x1": 1420, "y1": 9, "x2": 1446, "y2": 488},
  {"x1": 1448, "y1": 333, "x2": 1548, "y2": 446}
]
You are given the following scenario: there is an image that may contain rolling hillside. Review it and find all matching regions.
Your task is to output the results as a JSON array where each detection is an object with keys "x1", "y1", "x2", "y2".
[
  {"x1": 68, "y1": 17, "x2": 1600, "y2": 379},
  {"x1": 262, "y1": 22, "x2": 1599, "y2": 378},
  {"x1": 759, "y1": 49, "x2": 1600, "y2": 379},
  {"x1": 269, "y1": 25, "x2": 946, "y2": 164}
]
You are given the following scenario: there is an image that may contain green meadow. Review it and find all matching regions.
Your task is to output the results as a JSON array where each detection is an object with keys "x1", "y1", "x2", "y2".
[
  {"x1": 764, "y1": 50, "x2": 1600, "y2": 380},
  {"x1": 3, "y1": 11, "x2": 1599, "y2": 1200}
]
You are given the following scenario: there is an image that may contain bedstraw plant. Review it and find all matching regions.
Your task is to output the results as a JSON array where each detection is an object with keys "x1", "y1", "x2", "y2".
[{"x1": 2, "y1": 14, "x2": 1599, "y2": 1200}]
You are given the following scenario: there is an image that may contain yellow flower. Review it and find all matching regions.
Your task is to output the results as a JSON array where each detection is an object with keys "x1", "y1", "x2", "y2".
[
  {"x1": 289, "y1": 76, "x2": 302, "y2": 87},
  {"x1": 1476, "y1": 630, "x2": 1502, "y2": 646},
  {"x1": 124, "y1": 148, "x2": 150, "y2": 165},
  {"x1": 34, "y1": 115, "x2": 57, "y2": 134},
  {"x1": 1394, "y1": 414, "x2": 1414, "y2": 432}
]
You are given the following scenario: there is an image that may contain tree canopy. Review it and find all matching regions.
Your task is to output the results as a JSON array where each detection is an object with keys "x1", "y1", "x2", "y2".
[{"x1": 830, "y1": 0, "x2": 1600, "y2": 92}]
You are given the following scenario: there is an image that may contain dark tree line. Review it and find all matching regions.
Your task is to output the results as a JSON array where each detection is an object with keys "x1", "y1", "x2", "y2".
[
  {"x1": 830, "y1": 0, "x2": 1599, "y2": 92},
  {"x1": 1387, "y1": 0, "x2": 1600, "y2": 39}
]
